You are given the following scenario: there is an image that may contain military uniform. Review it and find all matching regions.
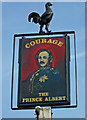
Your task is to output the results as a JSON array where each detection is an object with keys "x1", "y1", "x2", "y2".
[{"x1": 21, "y1": 67, "x2": 66, "y2": 98}]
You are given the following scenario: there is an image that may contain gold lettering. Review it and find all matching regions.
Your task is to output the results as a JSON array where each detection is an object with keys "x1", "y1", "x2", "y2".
[
  {"x1": 32, "y1": 98, "x2": 36, "y2": 102},
  {"x1": 41, "y1": 39, "x2": 47, "y2": 43},
  {"x1": 46, "y1": 92, "x2": 49, "y2": 96},
  {"x1": 36, "y1": 98, "x2": 39, "y2": 102},
  {"x1": 45, "y1": 97, "x2": 49, "y2": 101},
  {"x1": 52, "y1": 97, "x2": 56, "y2": 101},
  {"x1": 25, "y1": 39, "x2": 64, "y2": 49},
  {"x1": 25, "y1": 43, "x2": 30, "y2": 48},
  {"x1": 48, "y1": 97, "x2": 52, "y2": 101},
  {"x1": 39, "y1": 93, "x2": 42, "y2": 96},
  {"x1": 57, "y1": 41, "x2": 63, "y2": 47},
  {"x1": 42, "y1": 93, "x2": 46, "y2": 96},
  {"x1": 39, "y1": 92, "x2": 49, "y2": 96},
  {"x1": 47, "y1": 39, "x2": 53, "y2": 43},
  {"x1": 30, "y1": 41, "x2": 35, "y2": 46},
  {"x1": 35, "y1": 39, "x2": 40, "y2": 44},
  {"x1": 22, "y1": 98, "x2": 29, "y2": 103},
  {"x1": 53, "y1": 40, "x2": 58, "y2": 44},
  {"x1": 62, "y1": 96, "x2": 66, "y2": 100},
  {"x1": 29, "y1": 98, "x2": 32, "y2": 102},
  {"x1": 55, "y1": 97, "x2": 58, "y2": 101},
  {"x1": 58, "y1": 97, "x2": 63, "y2": 100},
  {"x1": 22, "y1": 96, "x2": 66, "y2": 103},
  {"x1": 22, "y1": 97, "x2": 43, "y2": 102},
  {"x1": 39, "y1": 97, "x2": 43, "y2": 102}
]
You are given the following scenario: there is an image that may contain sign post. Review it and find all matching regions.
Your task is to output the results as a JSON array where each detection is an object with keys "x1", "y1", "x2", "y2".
[{"x1": 35, "y1": 106, "x2": 52, "y2": 119}]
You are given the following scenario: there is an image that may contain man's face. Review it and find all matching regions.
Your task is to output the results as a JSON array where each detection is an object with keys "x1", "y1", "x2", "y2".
[{"x1": 38, "y1": 51, "x2": 49, "y2": 67}]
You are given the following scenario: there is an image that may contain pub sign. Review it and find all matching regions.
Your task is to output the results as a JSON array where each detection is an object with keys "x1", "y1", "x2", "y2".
[{"x1": 18, "y1": 36, "x2": 70, "y2": 108}]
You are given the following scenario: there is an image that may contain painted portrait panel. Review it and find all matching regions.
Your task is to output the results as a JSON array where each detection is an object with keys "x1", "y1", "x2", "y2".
[{"x1": 18, "y1": 36, "x2": 70, "y2": 108}]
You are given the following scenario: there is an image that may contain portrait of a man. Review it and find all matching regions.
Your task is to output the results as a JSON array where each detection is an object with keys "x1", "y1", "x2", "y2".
[{"x1": 21, "y1": 49, "x2": 66, "y2": 98}]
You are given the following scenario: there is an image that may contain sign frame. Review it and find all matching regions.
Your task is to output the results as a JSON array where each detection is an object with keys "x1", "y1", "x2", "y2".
[{"x1": 11, "y1": 31, "x2": 77, "y2": 110}]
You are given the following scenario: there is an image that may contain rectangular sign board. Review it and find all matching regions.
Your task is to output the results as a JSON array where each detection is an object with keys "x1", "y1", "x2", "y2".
[{"x1": 18, "y1": 36, "x2": 70, "y2": 108}]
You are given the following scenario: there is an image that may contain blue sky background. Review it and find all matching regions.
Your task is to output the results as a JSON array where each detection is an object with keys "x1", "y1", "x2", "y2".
[{"x1": 2, "y1": 2, "x2": 85, "y2": 118}]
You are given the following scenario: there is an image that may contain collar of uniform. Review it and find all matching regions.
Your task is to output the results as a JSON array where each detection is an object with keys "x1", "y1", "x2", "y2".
[{"x1": 40, "y1": 66, "x2": 53, "y2": 70}]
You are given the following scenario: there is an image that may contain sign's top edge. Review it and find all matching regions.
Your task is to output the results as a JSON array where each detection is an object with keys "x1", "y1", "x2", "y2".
[{"x1": 13, "y1": 31, "x2": 75, "y2": 37}]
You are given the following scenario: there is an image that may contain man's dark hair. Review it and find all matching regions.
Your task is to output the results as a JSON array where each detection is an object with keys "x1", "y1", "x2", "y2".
[{"x1": 35, "y1": 49, "x2": 53, "y2": 67}]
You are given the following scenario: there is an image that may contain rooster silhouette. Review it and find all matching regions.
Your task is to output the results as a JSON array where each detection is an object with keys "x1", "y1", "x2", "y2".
[{"x1": 28, "y1": 2, "x2": 53, "y2": 33}]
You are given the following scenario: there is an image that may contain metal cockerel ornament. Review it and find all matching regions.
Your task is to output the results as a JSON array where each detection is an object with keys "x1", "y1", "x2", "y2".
[{"x1": 28, "y1": 2, "x2": 53, "y2": 33}]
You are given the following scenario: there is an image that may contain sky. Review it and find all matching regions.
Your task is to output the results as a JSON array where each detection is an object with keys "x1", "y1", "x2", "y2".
[{"x1": 1, "y1": 1, "x2": 85, "y2": 119}]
